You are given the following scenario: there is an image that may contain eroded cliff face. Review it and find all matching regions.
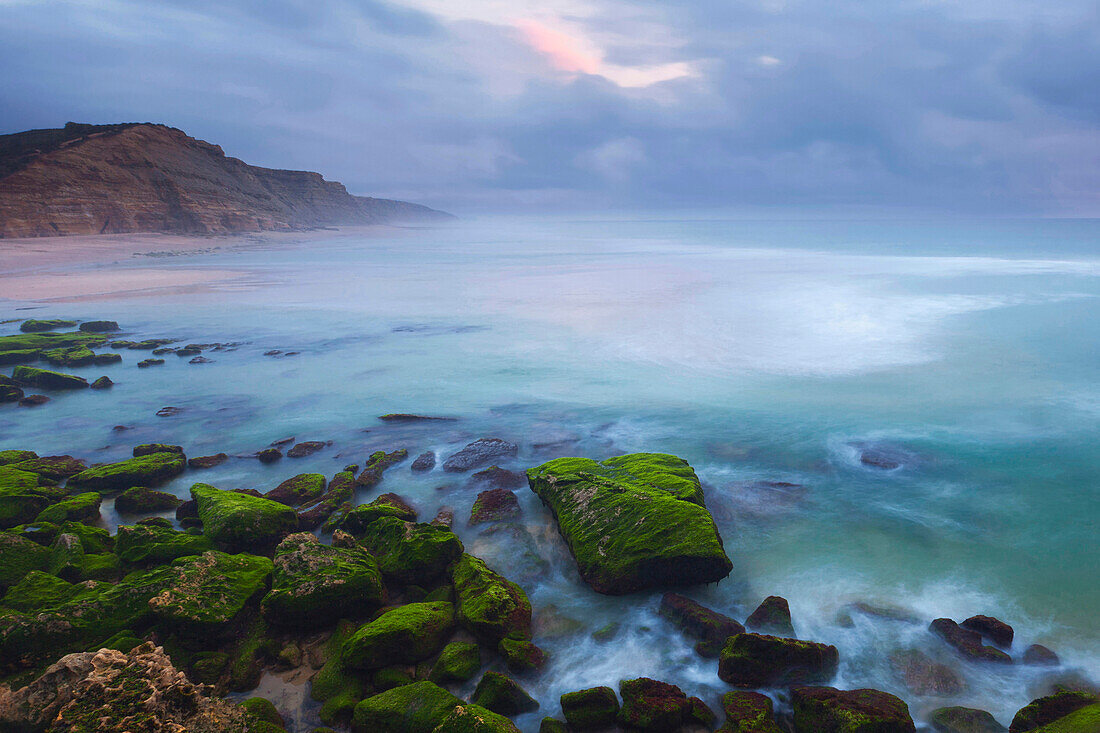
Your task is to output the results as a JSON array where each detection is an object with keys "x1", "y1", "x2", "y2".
[{"x1": 0, "y1": 122, "x2": 449, "y2": 238}]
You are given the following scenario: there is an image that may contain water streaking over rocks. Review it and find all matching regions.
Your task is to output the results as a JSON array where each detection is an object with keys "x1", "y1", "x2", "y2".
[{"x1": 0, "y1": 216, "x2": 1098, "y2": 732}]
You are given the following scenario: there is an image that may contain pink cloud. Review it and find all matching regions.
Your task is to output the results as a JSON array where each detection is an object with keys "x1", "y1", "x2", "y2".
[{"x1": 516, "y1": 19, "x2": 600, "y2": 75}]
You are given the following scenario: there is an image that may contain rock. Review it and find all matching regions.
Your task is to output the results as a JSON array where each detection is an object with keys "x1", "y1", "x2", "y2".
[
  {"x1": 341, "y1": 601, "x2": 455, "y2": 669},
  {"x1": 90, "y1": 376, "x2": 113, "y2": 389},
  {"x1": 540, "y1": 718, "x2": 568, "y2": 733},
  {"x1": 356, "y1": 449, "x2": 408, "y2": 488},
  {"x1": 561, "y1": 686, "x2": 620, "y2": 730},
  {"x1": 498, "y1": 635, "x2": 547, "y2": 673},
  {"x1": 411, "y1": 451, "x2": 436, "y2": 472},
  {"x1": 469, "y1": 488, "x2": 522, "y2": 526},
  {"x1": 0, "y1": 449, "x2": 37, "y2": 466},
  {"x1": 257, "y1": 447, "x2": 283, "y2": 463},
  {"x1": 527, "y1": 453, "x2": 733, "y2": 595},
  {"x1": 718, "y1": 690, "x2": 783, "y2": 733},
  {"x1": 746, "y1": 595, "x2": 795, "y2": 637},
  {"x1": 930, "y1": 706, "x2": 1008, "y2": 732},
  {"x1": 42, "y1": 345, "x2": 97, "y2": 367},
  {"x1": 8, "y1": 455, "x2": 87, "y2": 480},
  {"x1": 189, "y1": 452, "x2": 229, "y2": 469},
  {"x1": 430, "y1": 641, "x2": 481, "y2": 684},
  {"x1": 452, "y1": 553, "x2": 532, "y2": 645},
  {"x1": 858, "y1": 446, "x2": 905, "y2": 470},
  {"x1": 287, "y1": 440, "x2": 328, "y2": 458},
  {"x1": 378, "y1": 414, "x2": 458, "y2": 423},
  {"x1": 351, "y1": 680, "x2": 462, "y2": 732},
  {"x1": 261, "y1": 532, "x2": 384, "y2": 628},
  {"x1": 0, "y1": 466, "x2": 62, "y2": 529},
  {"x1": 137, "y1": 358, "x2": 165, "y2": 368},
  {"x1": 443, "y1": 438, "x2": 518, "y2": 472},
  {"x1": 471, "y1": 670, "x2": 539, "y2": 716},
  {"x1": 0, "y1": 385, "x2": 23, "y2": 402},
  {"x1": 191, "y1": 483, "x2": 298, "y2": 552},
  {"x1": 79, "y1": 320, "x2": 120, "y2": 332},
  {"x1": 12, "y1": 365, "x2": 88, "y2": 390},
  {"x1": 659, "y1": 592, "x2": 745, "y2": 657},
  {"x1": 189, "y1": 355, "x2": 213, "y2": 364},
  {"x1": 1021, "y1": 704, "x2": 1100, "y2": 732},
  {"x1": 357, "y1": 517, "x2": 464, "y2": 586},
  {"x1": 470, "y1": 465, "x2": 526, "y2": 489},
  {"x1": 718, "y1": 633, "x2": 839, "y2": 687},
  {"x1": 68, "y1": 451, "x2": 186, "y2": 493},
  {"x1": 115, "y1": 523, "x2": 213, "y2": 564},
  {"x1": 18, "y1": 394, "x2": 49, "y2": 406},
  {"x1": 1023, "y1": 645, "x2": 1060, "y2": 666},
  {"x1": 114, "y1": 486, "x2": 183, "y2": 514},
  {"x1": 617, "y1": 677, "x2": 694, "y2": 731},
  {"x1": 889, "y1": 648, "x2": 965, "y2": 696},
  {"x1": 265, "y1": 473, "x2": 327, "y2": 506},
  {"x1": 19, "y1": 318, "x2": 77, "y2": 332},
  {"x1": 791, "y1": 686, "x2": 916, "y2": 732},
  {"x1": 432, "y1": 507, "x2": 455, "y2": 528},
  {"x1": 297, "y1": 470, "x2": 356, "y2": 530},
  {"x1": 961, "y1": 615, "x2": 1014, "y2": 648},
  {"x1": 149, "y1": 551, "x2": 273, "y2": 638},
  {"x1": 340, "y1": 493, "x2": 419, "y2": 533},
  {"x1": 1009, "y1": 691, "x2": 1099, "y2": 732},
  {"x1": 133, "y1": 443, "x2": 185, "y2": 457},
  {"x1": 240, "y1": 696, "x2": 285, "y2": 727},
  {"x1": 834, "y1": 601, "x2": 922, "y2": 627},
  {"x1": 0, "y1": 351, "x2": 37, "y2": 367},
  {"x1": 432, "y1": 704, "x2": 523, "y2": 732},
  {"x1": 156, "y1": 406, "x2": 182, "y2": 417},
  {"x1": 93, "y1": 353, "x2": 122, "y2": 365},
  {"x1": 930, "y1": 618, "x2": 1013, "y2": 663},
  {"x1": 35, "y1": 491, "x2": 101, "y2": 524},
  {"x1": 0, "y1": 532, "x2": 51, "y2": 588}
]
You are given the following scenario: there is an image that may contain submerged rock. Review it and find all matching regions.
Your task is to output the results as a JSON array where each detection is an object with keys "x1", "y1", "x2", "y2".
[
  {"x1": 89, "y1": 376, "x2": 113, "y2": 389},
  {"x1": 930, "y1": 618, "x2": 1013, "y2": 664},
  {"x1": 133, "y1": 443, "x2": 184, "y2": 457},
  {"x1": 889, "y1": 648, "x2": 964, "y2": 696},
  {"x1": 718, "y1": 633, "x2": 839, "y2": 687},
  {"x1": 18, "y1": 394, "x2": 49, "y2": 406},
  {"x1": 12, "y1": 365, "x2": 88, "y2": 390},
  {"x1": 378, "y1": 413, "x2": 458, "y2": 423},
  {"x1": 561, "y1": 686, "x2": 620, "y2": 730},
  {"x1": 470, "y1": 465, "x2": 526, "y2": 489},
  {"x1": 256, "y1": 447, "x2": 283, "y2": 463},
  {"x1": 791, "y1": 686, "x2": 916, "y2": 732},
  {"x1": 287, "y1": 440, "x2": 328, "y2": 458},
  {"x1": 930, "y1": 706, "x2": 1007, "y2": 732},
  {"x1": 1023, "y1": 645, "x2": 1060, "y2": 667},
  {"x1": 0, "y1": 385, "x2": 23, "y2": 402},
  {"x1": 189, "y1": 452, "x2": 229, "y2": 469},
  {"x1": 78, "y1": 320, "x2": 120, "y2": 332},
  {"x1": 411, "y1": 451, "x2": 436, "y2": 472},
  {"x1": 444, "y1": 438, "x2": 518, "y2": 472},
  {"x1": 469, "y1": 488, "x2": 522, "y2": 526},
  {"x1": 961, "y1": 615, "x2": 1014, "y2": 649},
  {"x1": 718, "y1": 690, "x2": 784, "y2": 733},
  {"x1": 9, "y1": 455, "x2": 87, "y2": 481},
  {"x1": 659, "y1": 592, "x2": 745, "y2": 657},
  {"x1": 746, "y1": 595, "x2": 795, "y2": 637},
  {"x1": 527, "y1": 453, "x2": 733, "y2": 595},
  {"x1": 19, "y1": 319, "x2": 77, "y2": 333}
]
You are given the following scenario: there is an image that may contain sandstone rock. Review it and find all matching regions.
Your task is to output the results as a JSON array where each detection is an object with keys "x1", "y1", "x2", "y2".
[
  {"x1": 746, "y1": 595, "x2": 795, "y2": 637},
  {"x1": 444, "y1": 438, "x2": 518, "y2": 472},
  {"x1": 961, "y1": 615, "x2": 1014, "y2": 648},
  {"x1": 659, "y1": 592, "x2": 745, "y2": 657}
]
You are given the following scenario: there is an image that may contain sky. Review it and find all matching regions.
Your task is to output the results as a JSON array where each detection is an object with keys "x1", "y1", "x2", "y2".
[{"x1": 1, "y1": 0, "x2": 1098, "y2": 215}]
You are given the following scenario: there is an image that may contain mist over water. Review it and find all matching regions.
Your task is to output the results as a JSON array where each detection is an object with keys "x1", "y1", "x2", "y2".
[{"x1": 3, "y1": 216, "x2": 1098, "y2": 730}]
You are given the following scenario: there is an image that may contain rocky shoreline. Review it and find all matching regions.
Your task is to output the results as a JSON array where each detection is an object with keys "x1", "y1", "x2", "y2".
[{"x1": 0, "y1": 319, "x2": 1098, "y2": 733}]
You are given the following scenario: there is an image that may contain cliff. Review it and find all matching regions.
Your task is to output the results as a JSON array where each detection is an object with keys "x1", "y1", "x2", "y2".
[{"x1": 0, "y1": 122, "x2": 451, "y2": 238}]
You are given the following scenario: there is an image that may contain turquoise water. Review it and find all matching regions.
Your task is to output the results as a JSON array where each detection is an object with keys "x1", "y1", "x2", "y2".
[{"x1": 2, "y1": 217, "x2": 1098, "y2": 729}]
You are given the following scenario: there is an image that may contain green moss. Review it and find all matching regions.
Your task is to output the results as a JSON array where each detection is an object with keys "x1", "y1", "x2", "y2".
[
  {"x1": 68, "y1": 452, "x2": 186, "y2": 492},
  {"x1": 42, "y1": 345, "x2": 96, "y2": 367},
  {"x1": 191, "y1": 650, "x2": 230, "y2": 684},
  {"x1": 0, "y1": 531, "x2": 51, "y2": 588},
  {"x1": 430, "y1": 641, "x2": 481, "y2": 683},
  {"x1": 561, "y1": 687, "x2": 620, "y2": 730},
  {"x1": 340, "y1": 494, "x2": 419, "y2": 533},
  {"x1": 355, "y1": 449, "x2": 409, "y2": 488},
  {"x1": 261, "y1": 532, "x2": 385, "y2": 628},
  {"x1": 312, "y1": 620, "x2": 371, "y2": 726},
  {"x1": 351, "y1": 680, "x2": 461, "y2": 733},
  {"x1": 241, "y1": 697, "x2": 285, "y2": 727},
  {"x1": 98, "y1": 629, "x2": 143, "y2": 653},
  {"x1": 357, "y1": 516, "x2": 464, "y2": 586},
  {"x1": 115, "y1": 523, "x2": 213, "y2": 565},
  {"x1": 373, "y1": 665, "x2": 415, "y2": 691},
  {"x1": 1031, "y1": 704, "x2": 1100, "y2": 732},
  {"x1": 266, "y1": 473, "x2": 327, "y2": 506},
  {"x1": 60, "y1": 521, "x2": 113, "y2": 553},
  {"x1": 717, "y1": 691, "x2": 783, "y2": 733},
  {"x1": 229, "y1": 616, "x2": 272, "y2": 691},
  {"x1": 341, "y1": 601, "x2": 456, "y2": 670},
  {"x1": 0, "y1": 330, "x2": 105, "y2": 353},
  {"x1": 35, "y1": 491, "x2": 101, "y2": 524},
  {"x1": 718, "y1": 633, "x2": 839, "y2": 687},
  {"x1": 452, "y1": 553, "x2": 532, "y2": 645},
  {"x1": 433, "y1": 704, "x2": 523, "y2": 733},
  {"x1": 0, "y1": 350, "x2": 38, "y2": 366},
  {"x1": 48, "y1": 532, "x2": 85, "y2": 581},
  {"x1": 297, "y1": 471, "x2": 355, "y2": 529},
  {"x1": 192, "y1": 483, "x2": 298, "y2": 552},
  {"x1": 11, "y1": 365, "x2": 89, "y2": 390},
  {"x1": 0, "y1": 467, "x2": 54, "y2": 529},
  {"x1": 8, "y1": 455, "x2": 86, "y2": 480},
  {"x1": 526, "y1": 453, "x2": 732, "y2": 594},
  {"x1": 115, "y1": 486, "x2": 182, "y2": 514},
  {"x1": 791, "y1": 686, "x2": 915, "y2": 733},
  {"x1": 471, "y1": 670, "x2": 540, "y2": 716},
  {"x1": 539, "y1": 719, "x2": 568, "y2": 733},
  {"x1": 0, "y1": 450, "x2": 37, "y2": 466},
  {"x1": 497, "y1": 635, "x2": 547, "y2": 673},
  {"x1": 1, "y1": 570, "x2": 77, "y2": 611},
  {"x1": 19, "y1": 319, "x2": 77, "y2": 332},
  {"x1": 1012, "y1": 692, "x2": 1099, "y2": 732},
  {"x1": 78, "y1": 551, "x2": 121, "y2": 581},
  {"x1": 148, "y1": 550, "x2": 273, "y2": 637}
]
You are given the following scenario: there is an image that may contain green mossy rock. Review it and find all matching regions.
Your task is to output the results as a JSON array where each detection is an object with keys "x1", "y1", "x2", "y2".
[
  {"x1": 148, "y1": 550, "x2": 273, "y2": 637},
  {"x1": 526, "y1": 453, "x2": 732, "y2": 594},
  {"x1": 115, "y1": 523, "x2": 214, "y2": 565},
  {"x1": 298, "y1": 470, "x2": 356, "y2": 529},
  {"x1": 133, "y1": 443, "x2": 185, "y2": 457},
  {"x1": 471, "y1": 670, "x2": 539, "y2": 716},
  {"x1": 930, "y1": 706, "x2": 1007, "y2": 732},
  {"x1": 0, "y1": 531, "x2": 51, "y2": 588},
  {"x1": 497, "y1": 635, "x2": 547, "y2": 673},
  {"x1": 791, "y1": 686, "x2": 916, "y2": 733},
  {"x1": 719, "y1": 633, "x2": 839, "y2": 687},
  {"x1": 229, "y1": 616, "x2": 274, "y2": 692},
  {"x1": 79, "y1": 551, "x2": 121, "y2": 581},
  {"x1": 341, "y1": 601, "x2": 456, "y2": 670},
  {"x1": 0, "y1": 350, "x2": 38, "y2": 367},
  {"x1": 351, "y1": 680, "x2": 461, "y2": 733},
  {"x1": 357, "y1": 517, "x2": 464, "y2": 586},
  {"x1": 718, "y1": 691, "x2": 784, "y2": 733},
  {"x1": 433, "y1": 704, "x2": 523, "y2": 733},
  {"x1": 745, "y1": 595, "x2": 796, "y2": 637},
  {"x1": 374, "y1": 666, "x2": 415, "y2": 691},
  {"x1": 48, "y1": 532, "x2": 86, "y2": 581},
  {"x1": 35, "y1": 491, "x2": 101, "y2": 524},
  {"x1": 561, "y1": 686, "x2": 620, "y2": 730},
  {"x1": 452, "y1": 553, "x2": 532, "y2": 645},
  {"x1": 8, "y1": 455, "x2": 87, "y2": 480},
  {"x1": 261, "y1": 532, "x2": 385, "y2": 628},
  {"x1": 192, "y1": 483, "x2": 298, "y2": 552},
  {"x1": 19, "y1": 319, "x2": 77, "y2": 332},
  {"x1": 68, "y1": 452, "x2": 187, "y2": 492},
  {"x1": 659, "y1": 592, "x2": 745, "y2": 657},
  {"x1": 341, "y1": 493, "x2": 419, "y2": 533},
  {"x1": 0, "y1": 450, "x2": 37, "y2": 466},
  {"x1": 98, "y1": 628, "x2": 144, "y2": 652},
  {"x1": 79, "y1": 320, "x2": 120, "y2": 332},
  {"x1": 11, "y1": 365, "x2": 89, "y2": 390},
  {"x1": 266, "y1": 473, "x2": 327, "y2": 506},
  {"x1": 0, "y1": 330, "x2": 105, "y2": 354},
  {"x1": 0, "y1": 467, "x2": 55, "y2": 529},
  {"x1": 41, "y1": 345, "x2": 96, "y2": 367},
  {"x1": 539, "y1": 719, "x2": 568, "y2": 733},
  {"x1": 617, "y1": 677, "x2": 693, "y2": 731},
  {"x1": 1, "y1": 570, "x2": 76, "y2": 611},
  {"x1": 1010, "y1": 692, "x2": 1099, "y2": 732},
  {"x1": 191, "y1": 650, "x2": 230, "y2": 684},
  {"x1": 1030, "y1": 705, "x2": 1100, "y2": 733},
  {"x1": 312, "y1": 620, "x2": 371, "y2": 726},
  {"x1": 429, "y1": 641, "x2": 481, "y2": 683},
  {"x1": 356, "y1": 449, "x2": 409, "y2": 488},
  {"x1": 115, "y1": 486, "x2": 183, "y2": 514},
  {"x1": 241, "y1": 697, "x2": 286, "y2": 727},
  {"x1": 60, "y1": 520, "x2": 113, "y2": 553}
]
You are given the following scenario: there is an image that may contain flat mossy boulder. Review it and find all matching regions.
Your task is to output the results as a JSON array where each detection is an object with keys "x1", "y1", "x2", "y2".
[
  {"x1": 79, "y1": 320, "x2": 120, "y2": 332},
  {"x1": 47, "y1": 532, "x2": 86, "y2": 581},
  {"x1": 719, "y1": 633, "x2": 839, "y2": 687},
  {"x1": 265, "y1": 473, "x2": 327, "y2": 506},
  {"x1": 35, "y1": 491, "x2": 101, "y2": 524},
  {"x1": 351, "y1": 680, "x2": 461, "y2": 733},
  {"x1": 526, "y1": 453, "x2": 732, "y2": 594},
  {"x1": 659, "y1": 592, "x2": 745, "y2": 657},
  {"x1": 357, "y1": 517, "x2": 464, "y2": 586},
  {"x1": 0, "y1": 330, "x2": 105, "y2": 354},
  {"x1": 1010, "y1": 692, "x2": 1099, "y2": 732},
  {"x1": 0, "y1": 450, "x2": 37, "y2": 466},
  {"x1": 115, "y1": 486, "x2": 183, "y2": 514},
  {"x1": 20, "y1": 319, "x2": 78, "y2": 332},
  {"x1": 433, "y1": 704, "x2": 523, "y2": 733},
  {"x1": 68, "y1": 452, "x2": 186, "y2": 492},
  {"x1": 791, "y1": 686, "x2": 916, "y2": 733},
  {"x1": 1, "y1": 570, "x2": 81, "y2": 611},
  {"x1": 452, "y1": 553, "x2": 532, "y2": 645},
  {"x1": 617, "y1": 677, "x2": 695, "y2": 731},
  {"x1": 261, "y1": 533, "x2": 385, "y2": 628},
  {"x1": 148, "y1": 550, "x2": 273, "y2": 637},
  {"x1": 11, "y1": 365, "x2": 88, "y2": 390},
  {"x1": 115, "y1": 523, "x2": 213, "y2": 565},
  {"x1": 718, "y1": 691, "x2": 784, "y2": 733},
  {"x1": 1029, "y1": 704, "x2": 1100, "y2": 733},
  {"x1": 191, "y1": 483, "x2": 298, "y2": 552},
  {"x1": 930, "y1": 706, "x2": 1007, "y2": 732},
  {"x1": 341, "y1": 601, "x2": 456, "y2": 670},
  {"x1": 341, "y1": 493, "x2": 419, "y2": 533},
  {"x1": 133, "y1": 443, "x2": 185, "y2": 457},
  {"x1": 561, "y1": 687, "x2": 620, "y2": 730},
  {"x1": 0, "y1": 531, "x2": 52, "y2": 588},
  {"x1": 0, "y1": 467, "x2": 59, "y2": 529},
  {"x1": 430, "y1": 641, "x2": 481, "y2": 683},
  {"x1": 42, "y1": 345, "x2": 96, "y2": 367},
  {"x1": 8, "y1": 455, "x2": 87, "y2": 480},
  {"x1": 471, "y1": 670, "x2": 539, "y2": 716},
  {"x1": 0, "y1": 351, "x2": 37, "y2": 367}
]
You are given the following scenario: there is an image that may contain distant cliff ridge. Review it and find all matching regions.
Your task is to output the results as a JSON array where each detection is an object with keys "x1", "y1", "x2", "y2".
[{"x1": 0, "y1": 122, "x2": 451, "y2": 238}]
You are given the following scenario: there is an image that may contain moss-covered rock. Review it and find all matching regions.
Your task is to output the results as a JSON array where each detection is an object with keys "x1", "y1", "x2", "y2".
[
  {"x1": 68, "y1": 452, "x2": 186, "y2": 492},
  {"x1": 229, "y1": 616, "x2": 274, "y2": 692},
  {"x1": 0, "y1": 329, "x2": 105, "y2": 354},
  {"x1": 133, "y1": 443, "x2": 185, "y2": 457},
  {"x1": 97, "y1": 628, "x2": 143, "y2": 653},
  {"x1": 189, "y1": 453, "x2": 229, "y2": 469},
  {"x1": 0, "y1": 534, "x2": 52, "y2": 590},
  {"x1": 297, "y1": 470, "x2": 356, "y2": 530},
  {"x1": 356, "y1": 449, "x2": 409, "y2": 488},
  {"x1": 526, "y1": 453, "x2": 732, "y2": 594},
  {"x1": 718, "y1": 633, "x2": 839, "y2": 687},
  {"x1": 497, "y1": 634, "x2": 547, "y2": 673},
  {"x1": 8, "y1": 455, "x2": 87, "y2": 481},
  {"x1": 357, "y1": 517, "x2": 464, "y2": 586},
  {"x1": 616, "y1": 677, "x2": 695, "y2": 731},
  {"x1": 1029, "y1": 704, "x2": 1100, "y2": 732},
  {"x1": 0, "y1": 467, "x2": 57, "y2": 529},
  {"x1": 79, "y1": 320, "x2": 120, "y2": 332},
  {"x1": 561, "y1": 686, "x2": 620, "y2": 730},
  {"x1": 930, "y1": 706, "x2": 1007, "y2": 732},
  {"x1": 148, "y1": 550, "x2": 273, "y2": 637},
  {"x1": 35, "y1": 491, "x2": 102, "y2": 524},
  {"x1": 265, "y1": 473, "x2": 327, "y2": 506},
  {"x1": 746, "y1": 595, "x2": 795, "y2": 637},
  {"x1": 0, "y1": 450, "x2": 37, "y2": 466},
  {"x1": 115, "y1": 486, "x2": 183, "y2": 514},
  {"x1": 341, "y1": 493, "x2": 419, "y2": 533},
  {"x1": 191, "y1": 483, "x2": 298, "y2": 552},
  {"x1": 434, "y1": 704, "x2": 523, "y2": 733},
  {"x1": 791, "y1": 686, "x2": 916, "y2": 733},
  {"x1": 312, "y1": 619, "x2": 372, "y2": 726},
  {"x1": 351, "y1": 680, "x2": 462, "y2": 733},
  {"x1": 241, "y1": 697, "x2": 286, "y2": 727},
  {"x1": 60, "y1": 520, "x2": 113, "y2": 553},
  {"x1": 78, "y1": 550, "x2": 121, "y2": 581},
  {"x1": 1010, "y1": 692, "x2": 1099, "y2": 732},
  {"x1": 11, "y1": 365, "x2": 89, "y2": 390},
  {"x1": 90, "y1": 375, "x2": 114, "y2": 389},
  {"x1": 41, "y1": 345, "x2": 96, "y2": 367},
  {"x1": 471, "y1": 670, "x2": 539, "y2": 716},
  {"x1": 659, "y1": 592, "x2": 745, "y2": 657},
  {"x1": 48, "y1": 532, "x2": 86, "y2": 581},
  {"x1": 0, "y1": 353, "x2": 36, "y2": 369},
  {"x1": 452, "y1": 553, "x2": 531, "y2": 646},
  {"x1": 191, "y1": 650, "x2": 230, "y2": 684},
  {"x1": 1, "y1": 570, "x2": 75, "y2": 611},
  {"x1": 718, "y1": 691, "x2": 784, "y2": 733},
  {"x1": 430, "y1": 641, "x2": 481, "y2": 684},
  {"x1": 115, "y1": 523, "x2": 214, "y2": 565},
  {"x1": 341, "y1": 601, "x2": 456, "y2": 670},
  {"x1": 20, "y1": 318, "x2": 78, "y2": 333},
  {"x1": 539, "y1": 718, "x2": 568, "y2": 733},
  {"x1": 261, "y1": 532, "x2": 385, "y2": 628}
]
